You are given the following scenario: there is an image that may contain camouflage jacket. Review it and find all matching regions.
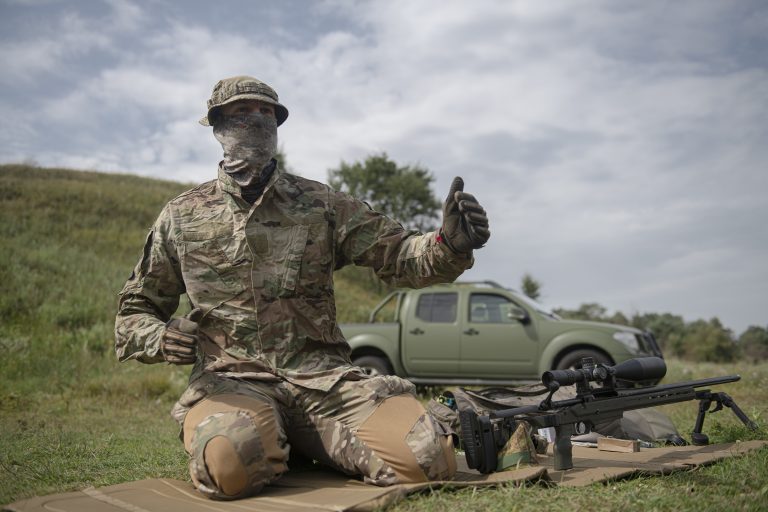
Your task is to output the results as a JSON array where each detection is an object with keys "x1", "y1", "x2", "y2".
[{"x1": 115, "y1": 165, "x2": 473, "y2": 391}]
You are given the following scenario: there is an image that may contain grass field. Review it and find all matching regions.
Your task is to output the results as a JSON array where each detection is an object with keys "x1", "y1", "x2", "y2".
[
  {"x1": 1, "y1": 359, "x2": 765, "y2": 510},
  {"x1": 0, "y1": 165, "x2": 765, "y2": 510}
]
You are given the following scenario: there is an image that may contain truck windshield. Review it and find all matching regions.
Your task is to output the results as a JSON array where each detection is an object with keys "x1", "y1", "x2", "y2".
[
  {"x1": 369, "y1": 292, "x2": 400, "y2": 323},
  {"x1": 513, "y1": 292, "x2": 562, "y2": 320}
]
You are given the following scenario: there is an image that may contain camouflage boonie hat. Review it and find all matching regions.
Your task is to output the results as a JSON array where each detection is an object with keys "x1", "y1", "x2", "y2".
[{"x1": 200, "y1": 76, "x2": 289, "y2": 127}]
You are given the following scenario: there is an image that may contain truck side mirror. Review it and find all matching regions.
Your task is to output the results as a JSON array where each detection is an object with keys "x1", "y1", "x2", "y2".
[{"x1": 507, "y1": 307, "x2": 530, "y2": 324}]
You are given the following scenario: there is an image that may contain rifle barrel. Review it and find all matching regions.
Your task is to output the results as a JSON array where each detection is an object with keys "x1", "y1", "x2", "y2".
[
  {"x1": 618, "y1": 375, "x2": 740, "y2": 398},
  {"x1": 491, "y1": 375, "x2": 741, "y2": 420}
]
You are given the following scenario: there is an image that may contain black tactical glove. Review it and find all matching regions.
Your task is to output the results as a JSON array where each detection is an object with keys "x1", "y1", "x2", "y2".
[
  {"x1": 161, "y1": 308, "x2": 202, "y2": 365},
  {"x1": 440, "y1": 177, "x2": 490, "y2": 254}
]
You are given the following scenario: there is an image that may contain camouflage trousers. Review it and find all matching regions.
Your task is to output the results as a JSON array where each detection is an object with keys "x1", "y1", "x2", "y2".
[{"x1": 172, "y1": 373, "x2": 457, "y2": 500}]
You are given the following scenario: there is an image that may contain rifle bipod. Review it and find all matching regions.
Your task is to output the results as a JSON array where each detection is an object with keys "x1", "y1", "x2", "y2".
[{"x1": 691, "y1": 390, "x2": 759, "y2": 445}]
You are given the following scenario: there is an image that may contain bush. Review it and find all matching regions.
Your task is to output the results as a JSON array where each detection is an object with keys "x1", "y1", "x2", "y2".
[{"x1": 739, "y1": 326, "x2": 768, "y2": 361}]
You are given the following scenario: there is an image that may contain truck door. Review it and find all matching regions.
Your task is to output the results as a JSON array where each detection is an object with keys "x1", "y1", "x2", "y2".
[
  {"x1": 458, "y1": 292, "x2": 539, "y2": 378},
  {"x1": 401, "y1": 291, "x2": 460, "y2": 375}
]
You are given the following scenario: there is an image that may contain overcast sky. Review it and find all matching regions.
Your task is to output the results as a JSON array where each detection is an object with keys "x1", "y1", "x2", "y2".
[{"x1": 1, "y1": 0, "x2": 766, "y2": 336}]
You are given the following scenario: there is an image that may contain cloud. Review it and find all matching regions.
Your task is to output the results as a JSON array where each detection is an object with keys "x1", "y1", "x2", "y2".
[
  {"x1": 0, "y1": 0, "x2": 766, "y2": 333},
  {"x1": 0, "y1": 0, "x2": 149, "y2": 87}
]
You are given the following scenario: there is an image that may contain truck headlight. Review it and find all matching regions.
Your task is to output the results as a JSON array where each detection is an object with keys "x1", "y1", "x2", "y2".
[{"x1": 613, "y1": 331, "x2": 640, "y2": 353}]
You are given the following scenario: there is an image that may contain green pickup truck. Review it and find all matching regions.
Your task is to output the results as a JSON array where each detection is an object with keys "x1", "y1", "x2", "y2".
[{"x1": 342, "y1": 281, "x2": 663, "y2": 385}]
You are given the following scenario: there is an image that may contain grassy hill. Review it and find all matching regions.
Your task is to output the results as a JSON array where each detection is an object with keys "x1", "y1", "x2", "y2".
[
  {"x1": 0, "y1": 164, "x2": 765, "y2": 509},
  {"x1": 1, "y1": 165, "x2": 186, "y2": 392},
  {"x1": 0, "y1": 164, "x2": 384, "y2": 393}
]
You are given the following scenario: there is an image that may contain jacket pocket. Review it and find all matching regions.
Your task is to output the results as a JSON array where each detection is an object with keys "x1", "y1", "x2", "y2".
[
  {"x1": 256, "y1": 224, "x2": 309, "y2": 298},
  {"x1": 180, "y1": 237, "x2": 247, "y2": 298}
]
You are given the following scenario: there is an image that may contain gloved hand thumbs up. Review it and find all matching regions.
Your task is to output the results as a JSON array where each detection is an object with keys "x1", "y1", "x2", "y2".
[{"x1": 440, "y1": 176, "x2": 490, "y2": 254}]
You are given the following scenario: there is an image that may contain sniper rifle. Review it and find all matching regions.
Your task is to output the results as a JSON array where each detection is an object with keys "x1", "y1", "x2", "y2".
[{"x1": 460, "y1": 356, "x2": 758, "y2": 472}]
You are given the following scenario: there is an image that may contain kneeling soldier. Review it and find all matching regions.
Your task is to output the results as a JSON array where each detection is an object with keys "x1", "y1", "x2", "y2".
[{"x1": 115, "y1": 75, "x2": 490, "y2": 499}]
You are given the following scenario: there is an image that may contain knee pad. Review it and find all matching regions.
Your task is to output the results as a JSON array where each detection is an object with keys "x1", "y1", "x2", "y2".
[
  {"x1": 357, "y1": 394, "x2": 457, "y2": 484},
  {"x1": 189, "y1": 411, "x2": 280, "y2": 500}
]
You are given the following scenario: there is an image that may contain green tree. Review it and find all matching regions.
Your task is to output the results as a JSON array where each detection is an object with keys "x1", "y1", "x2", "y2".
[
  {"x1": 630, "y1": 312, "x2": 686, "y2": 351},
  {"x1": 739, "y1": 325, "x2": 768, "y2": 361},
  {"x1": 521, "y1": 273, "x2": 542, "y2": 300},
  {"x1": 555, "y1": 302, "x2": 607, "y2": 321},
  {"x1": 327, "y1": 153, "x2": 441, "y2": 231},
  {"x1": 671, "y1": 318, "x2": 737, "y2": 362},
  {"x1": 606, "y1": 311, "x2": 630, "y2": 326}
]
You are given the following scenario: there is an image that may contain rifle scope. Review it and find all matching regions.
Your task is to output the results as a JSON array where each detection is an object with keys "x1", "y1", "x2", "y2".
[{"x1": 542, "y1": 356, "x2": 667, "y2": 389}]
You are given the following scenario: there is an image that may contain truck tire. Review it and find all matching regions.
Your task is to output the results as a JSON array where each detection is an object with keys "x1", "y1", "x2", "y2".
[
  {"x1": 352, "y1": 355, "x2": 394, "y2": 377},
  {"x1": 555, "y1": 349, "x2": 612, "y2": 370}
]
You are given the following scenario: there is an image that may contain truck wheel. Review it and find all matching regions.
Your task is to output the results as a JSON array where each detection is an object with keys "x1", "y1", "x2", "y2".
[
  {"x1": 555, "y1": 349, "x2": 612, "y2": 370},
  {"x1": 353, "y1": 355, "x2": 393, "y2": 377}
]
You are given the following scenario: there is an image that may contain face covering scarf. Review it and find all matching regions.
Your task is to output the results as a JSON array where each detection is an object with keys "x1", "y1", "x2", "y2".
[{"x1": 214, "y1": 112, "x2": 278, "y2": 188}]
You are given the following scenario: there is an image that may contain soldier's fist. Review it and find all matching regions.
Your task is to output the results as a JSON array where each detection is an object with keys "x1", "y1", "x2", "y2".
[{"x1": 161, "y1": 309, "x2": 202, "y2": 365}]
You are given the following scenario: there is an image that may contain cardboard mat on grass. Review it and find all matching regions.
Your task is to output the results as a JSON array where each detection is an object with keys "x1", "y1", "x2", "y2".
[{"x1": 5, "y1": 440, "x2": 766, "y2": 512}]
